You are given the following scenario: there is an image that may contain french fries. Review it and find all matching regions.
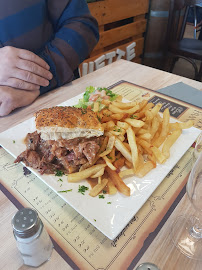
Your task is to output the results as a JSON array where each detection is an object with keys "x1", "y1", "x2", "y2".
[
  {"x1": 99, "y1": 135, "x2": 115, "y2": 157},
  {"x1": 89, "y1": 178, "x2": 108, "y2": 197},
  {"x1": 126, "y1": 127, "x2": 138, "y2": 170},
  {"x1": 151, "y1": 146, "x2": 166, "y2": 164},
  {"x1": 67, "y1": 93, "x2": 194, "y2": 198},
  {"x1": 169, "y1": 120, "x2": 194, "y2": 130},
  {"x1": 93, "y1": 101, "x2": 99, "y2": 113},
  {"x1": 125, "y1": 118, "x2": 145, "y2": 128},
  {"x1": 114, "y1": 138, "x2": 132, "y2": 162},
  {"x1": 109, "y1": 104, "x2": 139, "y2": 114},
  {"x1": 119, "y1": 168, "x2": 134, "y2": 178},
  {"x1": 162, "y1": 129, "x2": 182, "y2": 158},
  {"x1": 112, "y1": 101, "x2": 137, "y2": 109},
  {"x1": 91, "y1": 168, "x2": 105, "y2": 178},
  {"x1": 106, "y1": 167, "x2": 130, "y2": 196},
  {"x1": 153, "y1": 108, "x2": 170, "y2": 147},
  {"x1": 136, "y1": 161, "x2": 155, "y2": 178},
  {"x1": 102, "y1": 156, "x2": 117, "y2": 170},
  {"x1": 111, "y1": 113, "x2": 125, "y2": 120},
  {"x1": 68, "y1": 164, "x2": 106, "y2": 182},
  {"x1": 107, "y1": 178, "x2": 118, "y2": 195},
  {"x1": 113, "y1": 157, "x2": 125, "y2": 169},
  {"x1": 117, "y1": 121, "x2": 129, "y2": 130}
]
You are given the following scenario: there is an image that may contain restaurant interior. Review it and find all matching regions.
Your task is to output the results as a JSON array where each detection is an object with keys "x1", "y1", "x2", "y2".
[{"x1": 0, "y1": 1, "x2": 202, "y2": 270}]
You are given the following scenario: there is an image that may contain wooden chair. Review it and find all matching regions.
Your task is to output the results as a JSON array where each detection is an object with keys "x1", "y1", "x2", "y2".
[{"x1": 164, "y1": 0, "x2": 202, "y2": 81}]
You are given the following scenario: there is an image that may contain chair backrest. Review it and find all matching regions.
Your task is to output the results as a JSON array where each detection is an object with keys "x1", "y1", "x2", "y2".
[
  {"x1": 186, "y1": 0, "x2": 202, "y2": 5},
  {"x1": 166, "y1": 0, "x2": 202, "y2": 45},
  {"x1": 166, "y1": 0, "x2": 187, "y2": 44}
]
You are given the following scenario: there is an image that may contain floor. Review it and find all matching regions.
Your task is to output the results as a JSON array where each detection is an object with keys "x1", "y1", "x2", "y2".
[{"x1": 172, "y1": 58, "x2": 201, "y2": 81}]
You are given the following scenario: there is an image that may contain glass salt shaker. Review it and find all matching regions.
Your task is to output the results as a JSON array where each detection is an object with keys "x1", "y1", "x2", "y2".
[
  {"x1": 12, "y1": 208, "x2": 53, "y2": 267},
  {"x1": 136, "y1": 262, "x2": 160, "y2": 270}
]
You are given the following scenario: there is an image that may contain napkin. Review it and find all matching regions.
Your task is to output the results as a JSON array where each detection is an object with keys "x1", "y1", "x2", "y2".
[{"x1": 157, "y1": 82, "x2": 202, "y2": 108}]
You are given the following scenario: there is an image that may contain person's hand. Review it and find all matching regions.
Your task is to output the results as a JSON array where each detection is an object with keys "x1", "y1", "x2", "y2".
[
  {"x1": 0, "y1": 86, "x2": 40, "y2": 116},
  {"x1": 0, "y1": 46, "x2": 53, "y2": 91}
]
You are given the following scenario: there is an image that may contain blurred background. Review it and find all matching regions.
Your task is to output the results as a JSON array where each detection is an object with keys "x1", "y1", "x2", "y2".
[{"x1": 84, "y1": 0, "x2": 202, "y2": 82}]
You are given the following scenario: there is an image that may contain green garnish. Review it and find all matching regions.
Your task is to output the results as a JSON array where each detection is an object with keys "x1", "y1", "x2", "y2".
[
  {"x1": 83, "y1": 86, "x2": 95, "y2": 102},
  {"x1": 99, "y1": 195, "x2": 105, "y2": 199},
  {"x1": 74, "y1": 86, "x2": 118, "y2": 109},
  {"x1": 130, "y1": 115, "x2": 137, "y2": 119},
  {"x1": 13, "y1": 140, "x2": 15, "y2": 143},
  {"x1": 107, "y1": 202, "x2": 112, "y2": 204},
  {"x1": 78, "y1": 185, "x2": 89, "y2": 195},
  {"x1": 97, "y1": 116, "x2": 101, "y2": 122},
  {"x1": 99, "y1": 87, "x2": 118, "y2": 101},
  {"x1": 74, "y1": 100, "x2": 88, "y2": 109},
  {"x1": 103, "y1": 190, "x2": 107, "y2": 194},
  {"x1": 55, "y1": 170, "x2": 65, "y2": 177},
  {"x1": 81, "y1": 109, "x2": 87, "y2": 114},
  {"x1": 113, "y1": 128, "x2": 121, "y2": 132},
  {"x1": 94, "y1": 219, "x2": 96, "y2": 222},
  {"x1": 107, "y1": 156, "x2": 112, "y2": 160},
  {"x1": 57, "y1": 178, "x2": 63, "y2": 182},
  {"x1": 58, "y1": 189, "x2": 72, "y2": 193}
]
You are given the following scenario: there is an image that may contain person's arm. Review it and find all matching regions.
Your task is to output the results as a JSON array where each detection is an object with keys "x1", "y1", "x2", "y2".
[
  {"x1": 0, "y1": 86, "x2": 40, "y2": 116},
  {"x1": 38, "y1": 0, "x2": 99, "y2": 95}
]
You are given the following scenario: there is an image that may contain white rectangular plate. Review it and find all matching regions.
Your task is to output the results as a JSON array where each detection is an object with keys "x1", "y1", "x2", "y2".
[{"x1": 0, "y1": 93, "x2": 200, "y2": 240}]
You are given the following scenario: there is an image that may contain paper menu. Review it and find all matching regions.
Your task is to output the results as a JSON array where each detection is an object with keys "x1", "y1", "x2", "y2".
[
  {"x1": 0, "y1": 147, "x2": 194, "y2": 270},
  {"x1": 110, "y1": 81, "x2": 202, "y2": 129}
]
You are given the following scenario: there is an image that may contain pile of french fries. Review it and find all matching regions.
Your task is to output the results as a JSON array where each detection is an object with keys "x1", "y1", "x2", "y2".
[{"x1": 68, "y1": 96, "x2": 194, "y2": 197}]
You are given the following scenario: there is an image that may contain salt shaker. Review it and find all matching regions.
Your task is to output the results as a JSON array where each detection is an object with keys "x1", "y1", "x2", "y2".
[
  {"x1": 136, "y1": 262, "x2": 160, "y2": 270},
  {"x1": 12, "y1": 208, "x2": 53, "y2": 267}
]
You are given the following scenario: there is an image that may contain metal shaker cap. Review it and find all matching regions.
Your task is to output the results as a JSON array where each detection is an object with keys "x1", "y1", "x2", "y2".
[
  {"x1": 136, "y1": 263, "x2": 160, "y2": 270},
  {"x1": 12, "y1": 208, "x2": 41, "y2": 238}
]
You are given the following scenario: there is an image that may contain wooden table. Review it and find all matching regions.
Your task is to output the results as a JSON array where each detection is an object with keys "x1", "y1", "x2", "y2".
[{"x1": 0, "y1": 60, "x2": 201, "y2": 270}]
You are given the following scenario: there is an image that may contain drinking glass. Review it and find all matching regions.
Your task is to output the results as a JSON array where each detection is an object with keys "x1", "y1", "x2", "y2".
[
  {"x1": 193, "y1": 132, "x2": 202, "y2": 161},
  {"x1": 170, "y1": 147, "x2": 202, "y2": 260}
]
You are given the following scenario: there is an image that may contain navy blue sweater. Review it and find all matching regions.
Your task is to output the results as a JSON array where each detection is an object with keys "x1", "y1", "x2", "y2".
[{"x1": 0, "y1": 0, "x2": 99, "y2": 94}]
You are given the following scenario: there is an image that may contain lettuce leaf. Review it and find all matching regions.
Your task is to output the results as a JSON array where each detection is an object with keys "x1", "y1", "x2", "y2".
[
  {"x1": 83, "y1": 86, "x2": 96, "y2": 102},
  {"x1": 74, "y1": 86, "x2": 118, "y2": 109}
]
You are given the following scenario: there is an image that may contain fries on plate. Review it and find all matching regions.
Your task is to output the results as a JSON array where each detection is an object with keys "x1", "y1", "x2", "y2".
[{"x1": 66, "y1": 89, "x2": 194, "y2": 197}]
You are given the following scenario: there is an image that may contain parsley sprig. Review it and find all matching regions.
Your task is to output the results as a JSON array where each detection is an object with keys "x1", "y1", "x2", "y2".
[
  {"x1": 55, "y1": 170, "x2": 65, "y2": 177},
  {"x1": 58, "y1": 189, "x2": 72, "y2": 193},
  {"x1": 78, "y1": 185, "x2": 89, "y2": 195}
]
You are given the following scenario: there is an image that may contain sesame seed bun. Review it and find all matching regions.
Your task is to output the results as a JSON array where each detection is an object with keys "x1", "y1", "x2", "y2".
[{"x1": 35, "y1": 106, "x2": 104, "y2": 140}]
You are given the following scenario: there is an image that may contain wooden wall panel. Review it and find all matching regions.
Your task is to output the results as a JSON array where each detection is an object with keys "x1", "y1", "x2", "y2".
[
  {"x1": 80, "y1": 0, "x2": 150, "y2": 76},
  {"x1": 88, "y1": 0, "x2": 149, "y2": 26},
  {"x1": 80, "y1": 38, "x2": 144, "y2": 76},
  {"x1": 95, "y1": 19, "x2": 147, "y2": 51}
]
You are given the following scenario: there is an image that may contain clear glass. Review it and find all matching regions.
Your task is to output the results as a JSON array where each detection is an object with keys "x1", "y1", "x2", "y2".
[
  {"x1": 193, "y1": 132, "x2": 202, "y2": 161},
  {"x1": 170, "y1": 139, "x2": 202, "y2": 261}
]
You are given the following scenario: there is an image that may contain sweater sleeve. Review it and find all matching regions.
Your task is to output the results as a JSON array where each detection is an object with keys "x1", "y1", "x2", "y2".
[{"x1": 38, "y1": 0, "x2": 99, "y2": 95}]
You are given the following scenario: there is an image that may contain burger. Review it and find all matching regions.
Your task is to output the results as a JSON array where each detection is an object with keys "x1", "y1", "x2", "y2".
[{"x1": 15, "y1": 106, "x2": 104, "y2": 174}]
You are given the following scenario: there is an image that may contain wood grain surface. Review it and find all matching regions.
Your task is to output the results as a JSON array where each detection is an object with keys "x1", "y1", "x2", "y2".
[{"x1": 0, "y1": 60, "x2": 202, "y2": 270}]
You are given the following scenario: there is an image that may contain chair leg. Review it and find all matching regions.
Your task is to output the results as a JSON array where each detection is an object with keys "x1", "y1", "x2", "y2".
[
  {"x1": 163, "y1": 55, "x2": 178, "y2": 73},
  {"x1": 178, "y1": 56, "x2": 199, "y2": 80},
  {"x1": 169, "y1": 57, "x2": 178, "y2": 73},
  {"x1": 196, "y1": 61, "x2": 202, "y2": 81},
  {"x1": 198, "y1": 27, "x2": 202, "y2": 40}
]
